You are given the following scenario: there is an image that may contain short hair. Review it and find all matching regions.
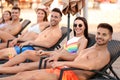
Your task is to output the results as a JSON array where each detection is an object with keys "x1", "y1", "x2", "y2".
[
  {"x1": 97, "y1": 23, "x2": 113, "y2": 35},
  {"x1": 51, "y1": 8, "x2": 62, "y2": 17},
  {"x1": 12, "y1": 6, "x2": 21, "y2": 12}
]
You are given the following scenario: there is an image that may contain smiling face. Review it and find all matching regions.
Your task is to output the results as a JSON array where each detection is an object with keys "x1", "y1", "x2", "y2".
[
  {"x1": 11, "y1": 9, "x2": 20, "y2": 20},
  {"x1": 73, "y1": 19, "x2": 85, "y2": 36},
  {"x1": 50, "y1": 12, "x2": 61, "y2": 26},
  {"x1": 37, "y1": 9, "x2": 46, "y2": 22},
  {"x1": 96, "y1": 27, "x2": 112, "y2": 46},
  {"x1": 3, "y1": 11, "x2": 11, "y2": 21}
]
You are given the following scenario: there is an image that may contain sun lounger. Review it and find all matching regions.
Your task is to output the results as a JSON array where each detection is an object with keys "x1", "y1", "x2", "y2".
[{"x1": 59, "y1": 34, "x2": 120, "y2": 80}]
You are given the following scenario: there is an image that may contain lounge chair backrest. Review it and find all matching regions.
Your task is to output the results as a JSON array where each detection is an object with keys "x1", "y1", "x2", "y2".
[
  {"x1": 99, "y1": 40, "x2": 120, "y2": 79},
  {"x1": 19, "y1": 18, "x2": 23, "y2": 22},
  {"x1": 15, "y1": 19, "x2": 31, "y2": 37},
  {"x1": 87, "y1": 34, "x2": 96, "y2": 48}
]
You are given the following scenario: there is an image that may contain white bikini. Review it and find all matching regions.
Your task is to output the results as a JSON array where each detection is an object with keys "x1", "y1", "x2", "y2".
[
  {"x1": 28, "y1": 24, "x2": 41, "y2": 34},
  {"x1": 0, "y1": 23, "x2": 7, "y2": 28}
]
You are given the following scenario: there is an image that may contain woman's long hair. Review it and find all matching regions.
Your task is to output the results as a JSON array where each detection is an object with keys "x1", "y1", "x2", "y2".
[
  {"x1": 2, "y1": 10, "x2": 12, "y2": 23},
  {"x1": 73, "y1": 17, "x2": 89, "y2": 40},
  {"x1": 36, "y1": 8, "x2": 48, "y2": 21}
]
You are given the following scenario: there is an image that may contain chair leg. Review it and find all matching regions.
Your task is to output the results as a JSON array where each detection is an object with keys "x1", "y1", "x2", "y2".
[{"x1": 109, "y1": 66, "x2": 120, "y2": 80}]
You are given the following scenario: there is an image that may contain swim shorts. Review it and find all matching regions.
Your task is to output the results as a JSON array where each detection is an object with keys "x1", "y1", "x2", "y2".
[
  {"x1": 14, "y1": 45, "x2": 35, "y2": 54},
  {"x1": 46, "y1": 67, "x2": 79, "y2": 80}
]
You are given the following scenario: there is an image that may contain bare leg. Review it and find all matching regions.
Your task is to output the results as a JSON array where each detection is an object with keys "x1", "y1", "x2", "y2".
[
  {"x1": 0, "y1": 69, "x2": 58, "y2": 80},
  {"x1": 1, "y1": 50, "x2": 40, "y2": 67},
  {"x1": 0, "y1": 31, "x2": 15, "y2": 42},
  {"x1": 0, "y1": 47, "x2": 16, "y2": 59},
  {"x1": 0, "y1": 62, "x2": 39, "y2": 74}
]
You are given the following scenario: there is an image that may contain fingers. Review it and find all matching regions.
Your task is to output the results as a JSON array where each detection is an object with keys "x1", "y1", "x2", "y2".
[
  {"x1": 38, "y1": 50, "x2": 43, "y2": 55},
  {"x1": 36, "y1": 50, "x2": 43, "y2": 56},
  {"x1": 19, "y1": 43, "x2": 23, "y2": 48},
  {"x1": 47, "y1": 57, "x2": 55, "y2": 63},
  {"x1": 9, "y1": 43, "x2": 14, "y2": 47},
  {"x1": 43, "y1": 57, "x2": 49, "y2": 62},
  {"x1": 19, "y1": 42, "x2": 27, "y2": 48}
]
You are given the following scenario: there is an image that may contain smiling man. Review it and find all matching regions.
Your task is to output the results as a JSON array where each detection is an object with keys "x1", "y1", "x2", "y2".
[{"x1": 0, "y1": 6, "x2": 22, "y2": 49}]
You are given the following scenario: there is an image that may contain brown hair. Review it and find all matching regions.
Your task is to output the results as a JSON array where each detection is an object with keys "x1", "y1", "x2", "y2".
[
  {"x1": 12, "y1": 6, "x2": 21, "y2": 12},
  {"x1": 73, "y1": 17, "x2": 89, "y2": 40},
  {"x1": 36, "y1": 8, "x2": 48, "y2": 21},
  {"x1": 97, "y1": 23, "x2": 113, "y2": 35},
  {"x1": 52, "y1": 8, "x2": 62, "y2": 17},
  {"x1": 2, "y1": 10, "x2": 12, "y2": 23}
]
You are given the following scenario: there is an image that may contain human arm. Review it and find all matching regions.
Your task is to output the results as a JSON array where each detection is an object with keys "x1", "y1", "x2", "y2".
[
  {"x1": 52, "y1": 50, "x2": 110, "y2": 70},
  {"x1": 38, "y1": 22, "x2": 50, "y2": 31},
  {"x1": 9, "y1": 30, "x2": 28, "y2": 47},
  {"x1": 36, "y1": 50, "x2": 55, "y2": 56},
  {"x1": 9, "y1": 37, "x2": 19, "y2": 47},
  {"x1": 47, "y1": 38, "x2": 88, "y2": 61},
  {"x1": 55, "y1": 49, "x2": 78, "y2": 61},
  {"x1": 44, "y1": 49, "x2": 76, "y2": 63},
  {"x1": 77, "y1": 38, "x2": 88, "y2": 53}
]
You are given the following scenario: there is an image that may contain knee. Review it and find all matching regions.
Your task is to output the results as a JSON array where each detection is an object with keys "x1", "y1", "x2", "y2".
[
  {"x1": 23, "y1": 50, "x2": 33, "y2": 56},
  {"x1": 0, "y1": 30, "x2": 3, "y2": 34}
]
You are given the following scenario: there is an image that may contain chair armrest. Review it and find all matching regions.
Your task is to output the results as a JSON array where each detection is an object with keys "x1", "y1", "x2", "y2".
[
  {"x1": 39, "y1": 56, "x2": 47, "y2": 69},
  {"x1": 59, "y1": 67, "x2": 117, "y2": 80},
  {"x1": 7, "y1": 39, "x2": 14, "y2": 48},
  {"x1": 38, "y1": 56, "x2": 49, "y2": 69}
]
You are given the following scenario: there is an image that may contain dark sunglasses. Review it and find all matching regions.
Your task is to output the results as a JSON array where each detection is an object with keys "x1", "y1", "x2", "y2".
[{"x1": 73, "y1": 24, "x2": 82, "y2": 27}]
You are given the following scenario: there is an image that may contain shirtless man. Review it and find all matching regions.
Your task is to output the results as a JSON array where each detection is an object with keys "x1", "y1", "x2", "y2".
[
  {"x1": 0, "y1": 16, "x2": 88, "y2": 68},
  {"x1": 0, "y1": 23, "x2": 113, "y2": 80},
  {"x1": 0, "y1": 6, "x2": 21, "y2": 49},
  {"x1": 7, "y1": 8, "x2": 50, "y2": 48},
  {"x1": 0, "y1": 8, "x2": 62, "y2": 60}
]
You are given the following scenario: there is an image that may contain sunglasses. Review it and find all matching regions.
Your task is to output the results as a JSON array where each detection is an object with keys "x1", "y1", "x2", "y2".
[{"x1": 73, "y1": 24, "x2": 82, "y2": 27}]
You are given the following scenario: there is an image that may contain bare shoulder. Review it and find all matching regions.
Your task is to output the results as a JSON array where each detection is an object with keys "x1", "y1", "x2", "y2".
[
  {"x1": 40, "y1": 22, "x2": 50, "y2": 27},
  {"x1": 79, "y1": 37, "x2": 88, "y2": 44}
]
